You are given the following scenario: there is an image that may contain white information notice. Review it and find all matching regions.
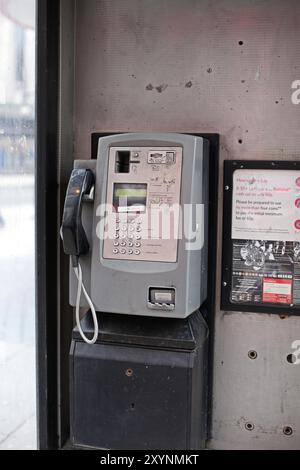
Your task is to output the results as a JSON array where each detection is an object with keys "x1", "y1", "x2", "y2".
[{"x1": 232, "y1": 169, "x2": 300, "y2": 242}]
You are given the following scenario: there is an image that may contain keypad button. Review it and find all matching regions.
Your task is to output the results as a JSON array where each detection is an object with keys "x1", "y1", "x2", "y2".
[
  {"x1": 129, "y1": 225, "x2": 135, "y2": 232},
  {"x1": 135, "y1": 242, "x2": 141, "y2": 247},
  {"x1": 113, "y1": 234, "x2": 119, "y2": 239},
  {"x1": 113, "y1": 249, "x2": 119, "y2": 254},
  {"x1": 121, "y1": 224, "x2": 127, "y2": 231},
  {"x1": 120, "y1": 249, "x2": 126, "y2": 255},
  {"x1": 120, "y1": 242, "x2": 126, "y2": 247},
  {"x1": 128, "y1": 250, "x2": 133, "y2": 255},
  {"x1": 128, "y1": 234, "x2": 134, "y2": 239},
  {"x1": 135, "y1": 234, "x2": 141, "y2": 240},
  {"x1": 134, "y1": 250, "x2": 141, "y2": 255},
  {"x1": 120, "y1": 233, "x2": 127, "y2": 239},
  {"x1": 113, "y1": 242, "x2": 119, "y2": 247},
  {"x1": 136, "y1": 226, "x2": 142, "y2": 232},
  {"x1": 115, "y1": 226, "x2": 120, "y2": 231},
  {"x1": 128, "y1": 242, "x2": 134, "y2": 247}
]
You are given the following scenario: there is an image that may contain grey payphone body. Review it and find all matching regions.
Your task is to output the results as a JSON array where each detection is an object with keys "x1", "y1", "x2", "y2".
[{"x1": 68, "y1": 133, "x2": 209, "y2": 319}]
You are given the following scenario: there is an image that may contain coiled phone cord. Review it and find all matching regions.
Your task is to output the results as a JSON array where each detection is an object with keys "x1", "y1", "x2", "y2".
[{"x1": 74, "y1": 262, "x2": 99, "y2": 345}]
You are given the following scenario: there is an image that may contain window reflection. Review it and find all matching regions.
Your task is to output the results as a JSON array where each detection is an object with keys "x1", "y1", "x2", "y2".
[{"x1": 0, "y1": 0, "x2": 36, "y2": 450}]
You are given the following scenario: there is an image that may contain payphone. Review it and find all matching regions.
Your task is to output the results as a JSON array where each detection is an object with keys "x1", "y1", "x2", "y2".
[{"x1": 61, "y1": 133, "x2": 209, "y2": 343}]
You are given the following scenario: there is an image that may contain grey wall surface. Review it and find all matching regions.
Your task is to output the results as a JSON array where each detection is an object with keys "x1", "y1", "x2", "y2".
[{"x1": 72, "y1": 0, "x2": 300, "y2": 449}]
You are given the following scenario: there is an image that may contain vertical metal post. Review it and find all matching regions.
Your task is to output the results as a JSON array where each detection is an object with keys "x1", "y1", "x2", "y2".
[{"x1": 36, "y1": 0, "x2": 60, "y2": 450}]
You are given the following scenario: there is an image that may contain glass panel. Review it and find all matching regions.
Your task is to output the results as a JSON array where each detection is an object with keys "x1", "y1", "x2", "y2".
[{"x1": 0, "y1": 0, "x2": 36, "y2": 450}]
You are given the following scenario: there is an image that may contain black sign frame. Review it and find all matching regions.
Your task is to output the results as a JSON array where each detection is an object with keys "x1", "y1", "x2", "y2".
[{"x1": 221, "y1": 160, "x2": 300, "y2": 316}]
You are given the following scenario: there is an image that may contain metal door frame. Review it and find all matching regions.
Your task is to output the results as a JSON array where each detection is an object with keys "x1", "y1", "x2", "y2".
[{"x1": 36, "y1": 0, "x2": 60, "y2": 450}]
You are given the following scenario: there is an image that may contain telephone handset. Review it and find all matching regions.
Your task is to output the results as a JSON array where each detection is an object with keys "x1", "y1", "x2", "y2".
[
  {"x1": 61, "y1": 169, "x2": 95, "y2": 264},
  {"x1": 61, "y1": 168, "x2": 99, "y2": 344}
]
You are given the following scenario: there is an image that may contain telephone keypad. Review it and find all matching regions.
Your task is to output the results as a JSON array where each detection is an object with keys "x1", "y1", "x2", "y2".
[{"x1": 110, "y1": 218, "x2": 144, "y2": 257}]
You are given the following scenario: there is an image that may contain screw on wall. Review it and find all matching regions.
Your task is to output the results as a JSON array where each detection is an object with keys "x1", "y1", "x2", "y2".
[
  {"x1": 248, "y1": 350, "x2": 258, "y2": 360},
  {"x1": 125, "y1": 368, "x2": 133, "y2": 377},
  {"x1": 283, "y1": 426, "x2": 293, "y2": 436},
  {"x1": 245, "y1": 422, "x2": 255, "y2": 431},
  {"x1": 286, "y1": 354, "x2": 297, "y2": 364}
]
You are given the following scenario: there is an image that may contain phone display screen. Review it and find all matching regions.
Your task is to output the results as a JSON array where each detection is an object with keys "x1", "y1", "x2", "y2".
[{"x1": 113, "y1": 183, "x2": 147, "y2": 212}]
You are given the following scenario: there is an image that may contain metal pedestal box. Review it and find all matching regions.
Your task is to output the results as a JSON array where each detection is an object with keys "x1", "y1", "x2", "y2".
[{"x1": 70, "y1": 311, "x2": 208, "y2": 450}]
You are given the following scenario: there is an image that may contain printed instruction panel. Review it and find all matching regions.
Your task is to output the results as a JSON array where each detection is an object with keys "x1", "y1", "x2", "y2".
[{"x1": 230, "y1": 169, "x2": 300, "y2": 306}]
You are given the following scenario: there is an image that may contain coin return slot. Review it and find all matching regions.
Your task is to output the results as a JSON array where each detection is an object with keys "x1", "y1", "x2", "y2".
[{"x1": 148, "y1": 288, "x2": 175, "y2": 311}]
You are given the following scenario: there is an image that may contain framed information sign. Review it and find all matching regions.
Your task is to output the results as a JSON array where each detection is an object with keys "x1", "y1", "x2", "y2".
[{"x1": 221, "y1": 160, "x2": 300, "y2": 315}]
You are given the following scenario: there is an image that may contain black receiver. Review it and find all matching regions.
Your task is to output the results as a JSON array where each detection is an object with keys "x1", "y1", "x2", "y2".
[{"x1": 61, "y1": 169, "x2": 95, "y2": 263}]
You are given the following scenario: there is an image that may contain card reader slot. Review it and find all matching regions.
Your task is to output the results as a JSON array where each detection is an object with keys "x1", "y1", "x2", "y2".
[{"x1": 115, "y1": 151, "x2": 130, "y2": 173}]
